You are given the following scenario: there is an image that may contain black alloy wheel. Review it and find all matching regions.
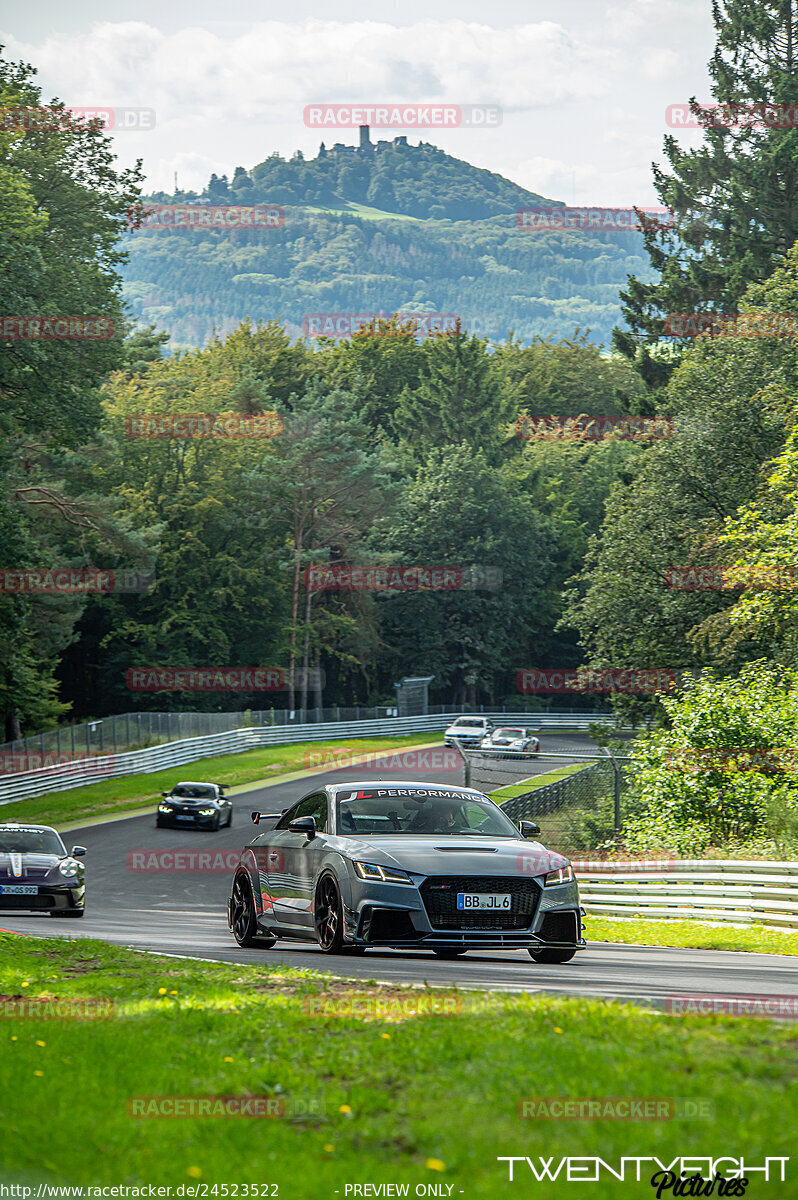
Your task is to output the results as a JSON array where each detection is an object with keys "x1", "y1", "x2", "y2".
[{"x1": 314, "y1": 873, "x2": 345, "y2": 953}]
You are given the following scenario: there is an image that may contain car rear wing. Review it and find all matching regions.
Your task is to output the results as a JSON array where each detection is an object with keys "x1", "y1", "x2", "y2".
[{"x1": 250, "y1": 811, "x2": 284, "y2": 824}]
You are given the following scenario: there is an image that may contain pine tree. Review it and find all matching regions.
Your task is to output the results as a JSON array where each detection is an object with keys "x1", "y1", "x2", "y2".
[{"x1": 615, "y1": 0, "x2": 798, "y2": 392}]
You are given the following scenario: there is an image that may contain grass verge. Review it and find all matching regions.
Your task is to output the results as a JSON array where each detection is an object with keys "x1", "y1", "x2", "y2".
[
  {"x1": 587, "y1": 913, "x2": 798, "y2": 956},
  {"x1": 0, "y1": 932, "x2": 795, "y2": 1195},
  {"x1": 0, "y1": 733, "x2": 446, "y2": 828},
  {"x1": 491, "y1": 762, "x2": 586, "y2": 802}
]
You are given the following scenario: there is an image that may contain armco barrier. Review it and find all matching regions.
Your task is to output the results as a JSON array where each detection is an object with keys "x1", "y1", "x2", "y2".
[
  {"x1": 0, "y1": 712, "x2": 621, "y2": 805},
  {"x1": 574, "y1": 860, "x2": 798, "y2": 929}
]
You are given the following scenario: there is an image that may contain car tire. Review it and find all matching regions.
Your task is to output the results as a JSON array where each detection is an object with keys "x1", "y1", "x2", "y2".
[
  {"x1": 314, "y1": 872, "x2": 345, "y2": 954},
  {"x1": 528, "y1": 947, "x2": 577, "y2": 964},
  {"x1": 230, "y1": 873, "x2": 272, "y2": 947},
  {"x1": 432, "y1": 948, "x2": 467, "y2": 958},
  {"x1": 226, "y1": 809, "x2": 233, "y2": 828}
]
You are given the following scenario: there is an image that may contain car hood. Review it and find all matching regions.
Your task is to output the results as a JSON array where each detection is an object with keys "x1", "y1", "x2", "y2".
[
  {"x1": 333, "y1": 836, "x2": 569, "y2": 879},
  {"x1": 165, "y1": 797, "x2": 217, "y2": 806},
  {"x1": 0, "y1": 852, "x2": 65, "y2": 880}
]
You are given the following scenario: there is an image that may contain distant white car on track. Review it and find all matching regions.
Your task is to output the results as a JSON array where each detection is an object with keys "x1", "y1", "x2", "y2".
[
  {"x1": 443, "y1": 716, "x2": 494, "y2": 747},
  {"x1": 479, "y1": 727, "x2": 540, "y2": 758}
]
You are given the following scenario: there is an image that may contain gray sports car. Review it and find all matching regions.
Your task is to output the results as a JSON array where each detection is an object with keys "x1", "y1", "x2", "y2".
[
  {"x1": 227, "y1": 780, "x2": 584, "y2": 961},
  {"x1": 0, "y1": 822, "x2": 86, "y2": 917}
]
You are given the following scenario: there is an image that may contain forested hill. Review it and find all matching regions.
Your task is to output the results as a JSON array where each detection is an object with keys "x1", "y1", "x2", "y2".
[
  {"x1": 153, "y1": 136, "x2": 556, "y2": 221},
  {"x1": 124, "y1": 137, "x2": 655, "y2": 350}
]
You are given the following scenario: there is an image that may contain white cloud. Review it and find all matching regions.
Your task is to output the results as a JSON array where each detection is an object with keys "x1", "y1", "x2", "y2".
[{"x1": 1, "y1": 7, "x2": 715, "y2": 201}]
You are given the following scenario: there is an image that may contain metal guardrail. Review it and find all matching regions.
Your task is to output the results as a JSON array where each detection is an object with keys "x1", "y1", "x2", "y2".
[
  {"x1": 573, "y1": 860, "x2": 798, "y2": 929},
  {"x1": 0, "y1": 704, "x2": 620, "y2": 763},
  {"x1": 0, "y1": 712, "x2": 623, "y2": 805}
]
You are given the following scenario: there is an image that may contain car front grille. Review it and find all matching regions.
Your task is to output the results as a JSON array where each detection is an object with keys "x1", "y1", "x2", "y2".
[{"x1": 420, "y1": 875, "x2": 540, "y2": 930}]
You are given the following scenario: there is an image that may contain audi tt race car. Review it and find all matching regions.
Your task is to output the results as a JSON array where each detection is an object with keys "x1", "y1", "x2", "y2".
[
  {"x1": 0, "y1": 822, "x2": 86, "y2": 917},
  {"x1": 156, "y1": 781, "x2": 232, "y2": 830},
  {"x1": 228, "y1": 780, "x2": 584, "y2": 961},
  {"x1": 480, "y1": 726, "x2": 540, "y2": 757}
]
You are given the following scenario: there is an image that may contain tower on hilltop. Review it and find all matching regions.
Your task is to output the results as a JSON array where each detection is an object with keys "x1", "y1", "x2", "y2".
[{"x1": 359, "y1": 124, "x2": 373, "y2": 153}]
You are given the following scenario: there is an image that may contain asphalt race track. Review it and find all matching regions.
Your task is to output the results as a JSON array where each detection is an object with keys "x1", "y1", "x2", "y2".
[{"x1": 3, "y1": 732, "x2": 798, "y2": 1010}]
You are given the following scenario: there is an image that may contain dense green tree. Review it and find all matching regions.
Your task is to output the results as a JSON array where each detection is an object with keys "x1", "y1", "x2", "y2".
[
  {"x1": 374, "y1": 445, "x2": 557, "y2": 706},
  {"x1": 615, "y1": 0, "x2": 798, "y2": 390},
  {"x1": 393, "y1": 325, "x2": 507, "y2": 463},
  {"x1": 0, "y1": 50, "x2": 141, "y2": 737}
]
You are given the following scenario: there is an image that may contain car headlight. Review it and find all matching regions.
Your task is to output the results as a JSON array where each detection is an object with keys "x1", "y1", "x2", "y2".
[
  {"x1": 59, "y1": 859, "x2": 79, "y2": 879},
  {"x1": 198, "y1": 808, "x2": 216, "y2": 816},
  {"x1": 158, "y1": 803, "x2": 173, "y2": 813},
  {"x1": 543, "y1": 865, "x2": 575, "y2": 887},
  {"x1": 353, "y1": 861, "x2": 413, "y2": 885}
]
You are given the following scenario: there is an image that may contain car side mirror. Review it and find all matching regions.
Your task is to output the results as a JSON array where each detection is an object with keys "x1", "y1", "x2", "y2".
[
  {"x1": 288, "y1": 815, "x2": 317, "y2": 839},
  {"x1": 519, "y1": 820, "x2": 540, "y2": 839},
  {"x1": 161, "y1": 792, "x2": 170, "y2": 798},
  {"x1": 71, "y1": 846, "x2": 87, "y2": 857}
]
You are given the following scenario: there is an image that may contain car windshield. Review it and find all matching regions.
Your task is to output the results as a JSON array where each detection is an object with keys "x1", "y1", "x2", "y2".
[
  {"x1": 335, "y1": 788, "x2": 521, "y2": 837},
  {"x1": 0, "y1": 828, "x2": 65, "y2": 855},
  {"x1": 494, "y1": 729, "x2": 525, "y2": 737},
  {"x1": 452, "y1": 719, "x2": 483, "y2": 728},
  {"x1": 172, "y1": 785, "x2": 216, "y2": 799}
]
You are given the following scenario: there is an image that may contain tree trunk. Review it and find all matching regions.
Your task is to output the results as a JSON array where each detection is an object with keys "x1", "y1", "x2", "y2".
[
  {"x1": 5, "y1": 709, "x2": 22, "y2": 743},
  {"x1": 299, "y1": 586, "x2": 312, "y2": 711}
]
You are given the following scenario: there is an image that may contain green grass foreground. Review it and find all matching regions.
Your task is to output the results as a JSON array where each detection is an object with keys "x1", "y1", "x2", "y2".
[
  {"x1": 1, "y1": 733, "x2": 444, "y2": 828},
  {"x1": 1, "y1": 933, "x2": 796, "y2": 1196},
  {"x1": 587, "y1": 914, "x2": 798, "y2": 956}
]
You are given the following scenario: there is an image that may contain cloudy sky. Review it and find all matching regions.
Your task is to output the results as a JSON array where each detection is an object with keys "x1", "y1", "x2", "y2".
[{"x1": 2, "y1": 0, "x2": 715, "y2": 204}]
